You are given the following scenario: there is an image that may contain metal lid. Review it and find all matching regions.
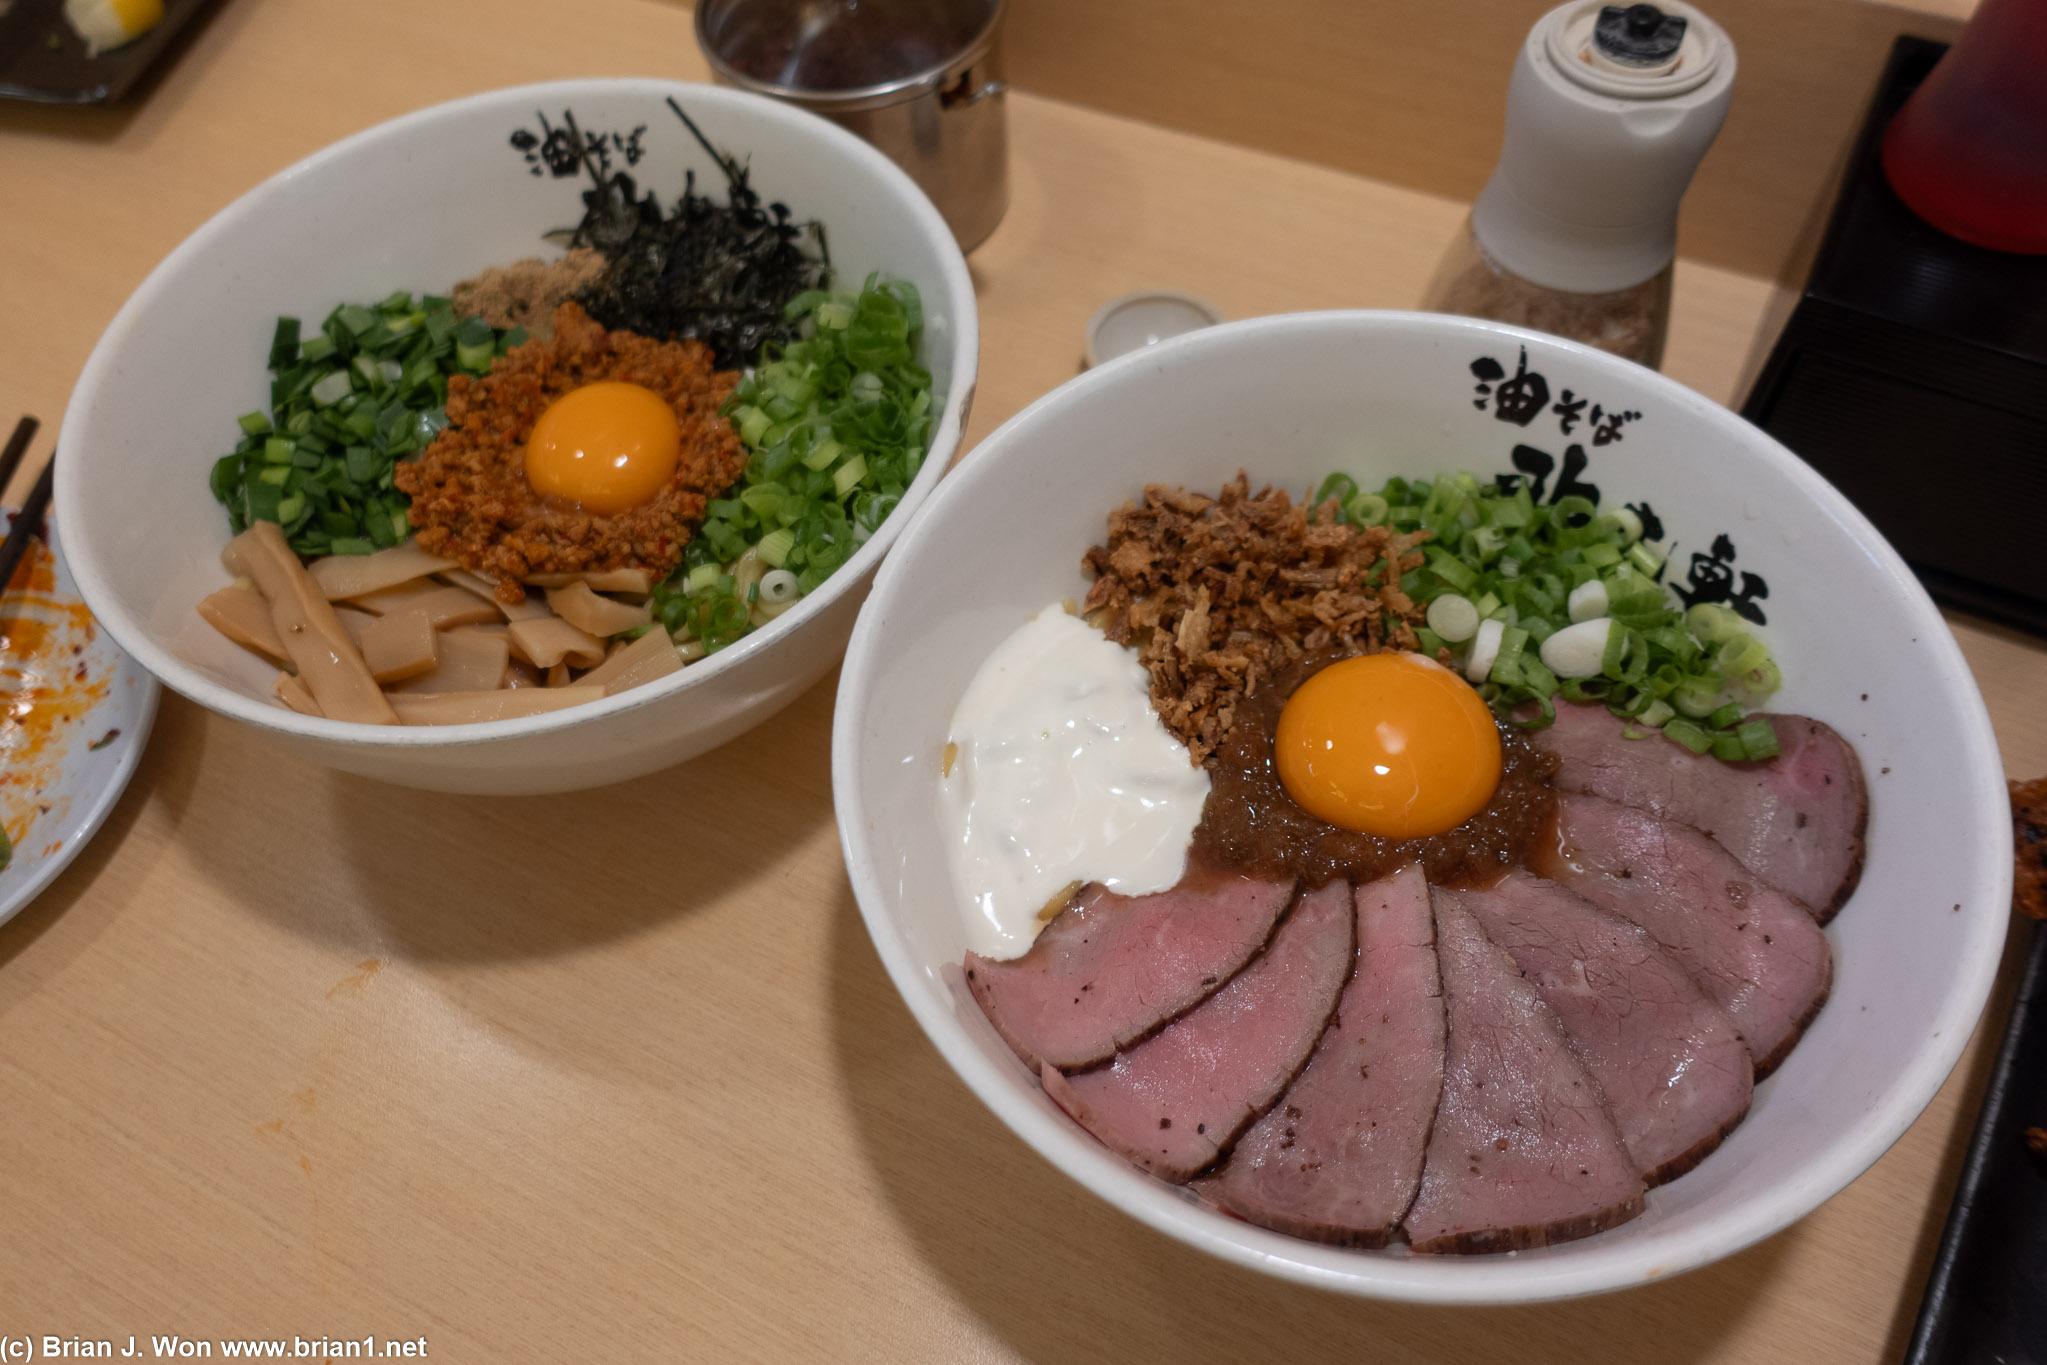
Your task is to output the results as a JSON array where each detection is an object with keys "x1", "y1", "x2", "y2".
[{"x1": 697, "y1": 0, "x2": 1006, "y2": 113}]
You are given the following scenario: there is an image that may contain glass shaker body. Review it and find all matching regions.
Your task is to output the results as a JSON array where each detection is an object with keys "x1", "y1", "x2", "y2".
[{"x1": 1424, "y1": 215, "x2": 1672, "y2": 368}]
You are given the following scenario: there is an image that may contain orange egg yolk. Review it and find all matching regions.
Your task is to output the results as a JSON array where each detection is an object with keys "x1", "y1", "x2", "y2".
[
  {"x1": 1273, "y1": 652, "x2": 1503, "y2": 839},
  {"x1": 524, "y1": 382, "x2": 682, "y2": 514}
]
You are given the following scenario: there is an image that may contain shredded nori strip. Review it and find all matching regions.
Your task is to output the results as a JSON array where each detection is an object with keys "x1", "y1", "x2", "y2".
[{"x1": 562, "y1": 100, "x2": 830, "y2": 370}]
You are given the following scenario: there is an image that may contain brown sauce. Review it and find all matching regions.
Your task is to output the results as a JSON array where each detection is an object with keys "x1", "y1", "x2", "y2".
[{"x1": 1190, "y1": 648, "x2": 1560, "y2": 889}]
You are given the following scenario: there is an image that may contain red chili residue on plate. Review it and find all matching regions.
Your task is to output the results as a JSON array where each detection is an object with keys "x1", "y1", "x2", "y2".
[{"x1": 0, "y1": 541, "x2": 109, "y2": 852}]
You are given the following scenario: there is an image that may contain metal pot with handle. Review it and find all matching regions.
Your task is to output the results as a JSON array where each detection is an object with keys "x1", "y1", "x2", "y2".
[{"x1": 696, "y1": 0, "x2": 1010, "y2": 252}]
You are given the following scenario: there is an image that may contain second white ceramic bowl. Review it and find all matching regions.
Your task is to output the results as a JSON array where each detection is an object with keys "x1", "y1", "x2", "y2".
[
  {"x1": 833, "y1": 311, "x2": 2011, "y2": 1302},
  {"x1": 57, "y1": 79, "x2": 977, "y2": 794}
]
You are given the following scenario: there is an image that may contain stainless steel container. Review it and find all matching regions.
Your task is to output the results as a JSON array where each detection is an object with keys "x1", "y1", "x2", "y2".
[{"x1": 696, "y1": 0, "x2": 1010, "y2": 252}]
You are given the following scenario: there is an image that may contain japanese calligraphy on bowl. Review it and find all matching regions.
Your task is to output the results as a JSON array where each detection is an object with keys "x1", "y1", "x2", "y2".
[{"x1": 1471, "y1": 346, "x2": 1768, "y2": 626}]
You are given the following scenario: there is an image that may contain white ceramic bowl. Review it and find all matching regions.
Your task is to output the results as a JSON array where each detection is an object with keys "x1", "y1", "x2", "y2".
[
  {"x1": 833, "y1": 311, "x2": 2012, "y2": 1302},
  {"x1": 57, "y1": 79, "x2": 976, "y2": 795}
]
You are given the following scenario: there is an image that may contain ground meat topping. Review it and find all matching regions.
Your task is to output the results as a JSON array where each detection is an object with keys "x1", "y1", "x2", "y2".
[
  {"x1": 395, "y1": 302, "x2": 744, "y2": 599},
  {"x1": 1081, "y1": 473, "x2": 1431, "y2": 764}
]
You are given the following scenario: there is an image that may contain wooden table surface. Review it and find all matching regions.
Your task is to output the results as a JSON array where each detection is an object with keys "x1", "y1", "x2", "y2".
[{"x1": 3, "y1": 0, "x2": 2042, "y2": 1359}]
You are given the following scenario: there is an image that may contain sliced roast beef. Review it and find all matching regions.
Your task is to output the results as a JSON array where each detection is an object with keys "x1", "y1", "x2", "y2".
[
  {"x1": 1404, "y1": 891, "x2": 1644, "y2": 1254},
  {"x1": 1543, "y1": 792, "x2": 1832, "y2": 1076},
  {"x1": 1215, "y1": 865, "x2": 1446, "y2": 1246},
  {"x1": 965, "y1": 867, "x2": 1296, "y2": 1070},
  {"x1": 1532, "y1": 703, "x2": 1867, "y2": 921},
  {"x1": 1041, "y1": 880, "x2": 1353, "y2": 1182},
  {"x1": 1455, "y1": 871, "x2": 1753, "y2": 1185}
]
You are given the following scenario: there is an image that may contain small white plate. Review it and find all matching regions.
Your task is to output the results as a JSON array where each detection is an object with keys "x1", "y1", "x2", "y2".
[
  {"x1": 1085, "y1": 290, "x2": 1224, "y2": 368},
  {"x1": 0, "y1": 514, "x2": 158, "y2": 929}
]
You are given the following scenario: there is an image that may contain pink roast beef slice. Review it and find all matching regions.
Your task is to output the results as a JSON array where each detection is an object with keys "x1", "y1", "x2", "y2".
[
  {"x1": 1216, "y1": 864, "x2": 1446, "y2": 1247},
  {"x1": 1041, "y1": 880, "x2": 1354, "y2": 1182},
  {"x1": 1544, "y1": 793, "x2": 1833, "y2": 1077},
  {"x1": 1404, "y1": 891, "x2": 1645, "y2": 1255},
  {"x1": 965, "y1": 867, "x2": 1296, "y2": 1071},
  {"x1": 1532, "y1": 703, "x2": 1867, "y2": 921},
  {"x1": 1455, "y1": 871, "x2": 1754, "y2": 1186}
]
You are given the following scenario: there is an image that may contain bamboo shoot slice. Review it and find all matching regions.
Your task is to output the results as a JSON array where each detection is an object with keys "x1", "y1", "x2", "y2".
[
  {"x1": 198, "y1": 581, "x2": 288, "y2": 665},
  {"x1": 446, "y1": 623, "x2": 520, "y2": 667},
  {"x1": 333, "y1": 605, "x2": 378, "y2": 648},
  {"x1": 505, "y1": 659, "x2": 544, "y2": 689},
  {"x1": 440, "y1": 568, "x2": 551, "y2": 621},
  {"x1": 546, "y1": 581, "x2": 652, "y2": 637},
  {"x1": 546, "y1": 662, "x2": 571, "y2": 688},
  {"x1": 575, "y1": 626, "x2": 684, "y2": 697},
  {"x1": 509, "y1": 616, "x2": 607, "y2": 670},
  {"x1": 358, "y1": 610, "x2": 439, "y2": 683},
  {"x1": 347, "y1": 580, "x2": 441, "y2": 615},
  {"x1": 308, "y1": 542, "x2": 457, "y2": 601},
  {"x1": 392, "y1": 629, "x2": 509, "y2": 693},
  {"x1": 225, "y1": 522, "x2": 395, "y2": 725},
  {"x1": 355, "y1": 584, "x2": 501, "y2": 630},
  {"x1": 389, "y1": 686, "x2": 604, "y2": 725},
  {"x1": 522, "y1": 568, "x2": 653, "y2": 595},
  {"x1": 274, "y1": 672, "x2": 322, "y2": 717}
]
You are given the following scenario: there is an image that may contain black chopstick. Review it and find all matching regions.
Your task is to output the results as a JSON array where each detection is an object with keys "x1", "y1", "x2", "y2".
[
  {"x1": 0, "y1": 416, "x2": 37, "y2": 500},
  {"x1": 0, "y1": 459, "x2": 56, "y2": 597}
]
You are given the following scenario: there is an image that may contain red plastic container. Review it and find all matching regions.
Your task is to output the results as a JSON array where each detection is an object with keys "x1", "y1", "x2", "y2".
[{"x1": 1880, "y1": 0, "x2": 2047, "y2": 254}]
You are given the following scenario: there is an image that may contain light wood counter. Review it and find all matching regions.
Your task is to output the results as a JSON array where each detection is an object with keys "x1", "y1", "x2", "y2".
[{"x1": 2, "y1": 0, "x2": 2041, "y2": 1359}]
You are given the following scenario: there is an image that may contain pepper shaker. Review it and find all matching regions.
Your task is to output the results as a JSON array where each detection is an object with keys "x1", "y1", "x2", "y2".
[{"x1": 1422, "y1": 2, "x2": 1737, "y2": 369}]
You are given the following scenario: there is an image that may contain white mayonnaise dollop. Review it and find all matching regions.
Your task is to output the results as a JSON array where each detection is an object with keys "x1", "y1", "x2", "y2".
[{"x1": 939, "y1": 604, "x2": 1211, "y2": 960}]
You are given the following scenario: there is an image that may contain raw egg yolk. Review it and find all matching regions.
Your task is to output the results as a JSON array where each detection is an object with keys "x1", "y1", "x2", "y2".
[
  {"x1": 524, "y1": 382, "x2": 681, "y2": 514},
  {"x1": 1273, "y1": 652, "x2": 1503, "y2": 839}
]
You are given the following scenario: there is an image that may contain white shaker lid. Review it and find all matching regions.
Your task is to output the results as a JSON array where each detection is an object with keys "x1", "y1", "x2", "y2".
[{"x1": 1471, "y1": 1, "x2": 1737, "y2": 295}]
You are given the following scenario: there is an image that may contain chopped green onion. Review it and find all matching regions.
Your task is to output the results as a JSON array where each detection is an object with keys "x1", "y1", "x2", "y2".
[
  {"x1": 1311, "y1": 464, "x2": 1785, "y2": 763},
  {"x1": 1599, "y1": 616, "x2": 1629, "y2": 677},
  {"x1": 1426, "y1": 593, "x2": 1479, "y2": 643},
  {"x1": 1736, "y1": 718, "x2": 1781, "y2": 759},
  {"x1": 1662, "y1": 717, "x2": 1715, "y2": 754},
  {"x1": 832, "y1": 454, "x2": 869, "y2": 499},
  {"x1": 756, "y1": 527, "x2": 797, "y2": 568},
  {"x1": 1716, "y1": 634, "x2": 1769, "y2": 675},
  {"x1": 1601, "y1": 506, "x2": 1644, "y2": 544},
  {"x1": 267, "y1": 317, "x2": 301, "y2": 369},
  {"x1": 1672, "y1": 681, "x2": 1724, "y2": 717},
  {"x1": 654, "y1": 277, "x2": 935, "y2": 656},
  {"x1": 1315, "y1": 472, "x2": 1358, "y2": 511},
  {"x1": 209, "y1": 293, "x2": 521, "y2": 555},
  {"x1": 336, "y1": 303, "x2": 379, "y2": 338},
  {"x1": 735, "y1": 405, "x2": 772, "y2": 447},
  {"x1": 309, "y1": 369, "x2": 353, "y2": 406},
  {"x1": 1426, "y1": 548, "x2": 1478, "y2": 593},
  {"x1": 1345, "y1": 492, "x2": 1389, "y2": 526}
]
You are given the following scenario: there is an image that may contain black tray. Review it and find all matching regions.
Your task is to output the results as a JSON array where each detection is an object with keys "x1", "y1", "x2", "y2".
[
  {"x1": 1740, "y1": 38, "x2": 2047, "y2": 640},
  {"x1": 1904, "y1": 914, "x2": 2047, "y2": 1364},
  {"x1": 0, "y1": 0, "x2": 220, "y2": 105}
]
